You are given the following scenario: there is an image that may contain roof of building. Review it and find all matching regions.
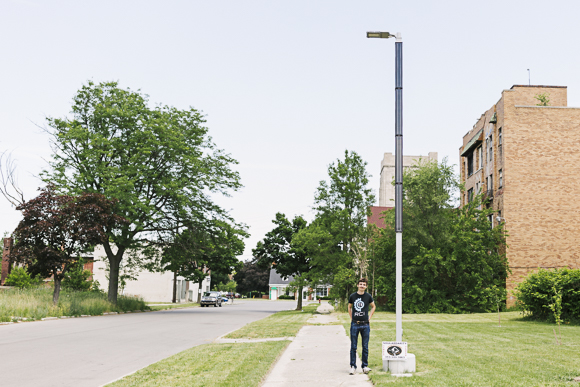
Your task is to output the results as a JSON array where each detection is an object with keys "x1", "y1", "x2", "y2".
[
  {"x1": 269, "y1": 269, "x2": 294, "y2": 285},
  {"x1": 367, "y1": 206, "x2": 393, "y2": 229},
  {"x1": 511, "y1": 85, "x2": 566, "y2": 89}
]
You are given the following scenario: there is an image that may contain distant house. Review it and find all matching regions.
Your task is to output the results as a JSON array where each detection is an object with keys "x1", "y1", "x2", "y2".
[
  {"x1": 91, "y1": 245, "x2": 211, "y2": 303},
  {"x1": 268, "y1": 269, "x2": 331, "y2": 301}
]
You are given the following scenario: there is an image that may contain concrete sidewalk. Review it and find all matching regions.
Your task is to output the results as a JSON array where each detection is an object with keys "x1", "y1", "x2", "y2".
[{"x1": 261, "y1": 306, "x2": 373, "y2": 387}]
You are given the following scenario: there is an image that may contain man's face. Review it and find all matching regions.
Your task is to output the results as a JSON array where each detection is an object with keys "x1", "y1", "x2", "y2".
[{"x1": 357, "y1": 281, "x2": 367, "y2": 291}]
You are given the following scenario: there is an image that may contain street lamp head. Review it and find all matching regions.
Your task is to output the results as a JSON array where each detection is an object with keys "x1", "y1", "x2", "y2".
[{"x1": 366, "y1": 31, "x2": 395, "y2": 39}]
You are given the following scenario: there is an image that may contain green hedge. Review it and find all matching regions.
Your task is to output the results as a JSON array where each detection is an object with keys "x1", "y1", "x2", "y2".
[
  {"x1": 515, "y1": 268, "x2": 580, "y2": 322},
  {"x1": 277, "y1": 295, "x2": 294, "y2": 300}
]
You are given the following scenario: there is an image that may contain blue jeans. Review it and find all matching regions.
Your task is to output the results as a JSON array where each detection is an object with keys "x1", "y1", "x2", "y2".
[{"x1": 350, "y1": 322, "x2": 370, "y2": 368}]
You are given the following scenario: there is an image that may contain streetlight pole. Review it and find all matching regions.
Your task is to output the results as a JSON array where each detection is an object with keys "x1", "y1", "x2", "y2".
[
  {"x1": 366, "y1": 30, "x2": 403, "y2": 342},
  {"x1": 368, "y1": 31, "x2": 415, "y2": 374}
]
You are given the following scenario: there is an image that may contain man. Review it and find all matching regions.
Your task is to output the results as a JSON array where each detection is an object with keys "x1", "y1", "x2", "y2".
[{"x1": 348, "y1": 277, "x2": 376, "y2": 375}]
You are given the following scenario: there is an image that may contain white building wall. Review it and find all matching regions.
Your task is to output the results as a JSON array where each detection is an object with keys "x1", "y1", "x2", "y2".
[{"x1": 92, "y1": 245, "x2": 211, "y2": 303}]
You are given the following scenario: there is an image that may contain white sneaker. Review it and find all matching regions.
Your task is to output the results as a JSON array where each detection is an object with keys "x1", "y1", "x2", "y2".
[
  {"x1": 349, "y1": 366, "x2": 356, "y2": 375},
  {"x1": 363, "y1": 367, "x2": 371, "y2": 374}
]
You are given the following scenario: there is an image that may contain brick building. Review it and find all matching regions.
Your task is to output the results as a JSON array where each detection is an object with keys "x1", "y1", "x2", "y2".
[{"x1": 459, "y1": 85, "x2": 580, "y2": 300}]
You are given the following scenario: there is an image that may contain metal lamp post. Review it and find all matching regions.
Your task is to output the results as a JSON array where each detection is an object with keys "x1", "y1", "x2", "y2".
[
  {"x1": 366, "y1": 30, "x2": 403, "y2": 342},
  {"x1": 367, "y1": 31, "x2": 415, "y2": 374}
]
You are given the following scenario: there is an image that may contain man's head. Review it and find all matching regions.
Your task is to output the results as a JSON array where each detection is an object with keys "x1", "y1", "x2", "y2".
[{"x1": 357, "y1": 278, "x2": 368, "y2": 291}]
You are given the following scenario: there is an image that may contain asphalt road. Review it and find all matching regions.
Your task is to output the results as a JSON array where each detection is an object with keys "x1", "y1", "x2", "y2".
[{"x1": 0, "y1": 300, "x2": 296, "y2": 387}]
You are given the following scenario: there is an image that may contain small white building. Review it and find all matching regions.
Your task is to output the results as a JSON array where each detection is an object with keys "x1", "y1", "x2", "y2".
[
  {"x1": 92, "y1": 245, "x2": 211, "y2": 303},
  {"x1": 268, "y1": 269, "x2": 331, "y2": 301}
]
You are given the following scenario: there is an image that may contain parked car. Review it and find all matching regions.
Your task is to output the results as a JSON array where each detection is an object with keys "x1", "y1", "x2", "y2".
[
  {"x1": 221, "y1": 296, "x2": 229, "y2": 303},
  {"x1": 201, "y1": 291, "x2": 222, "y2": 307}
]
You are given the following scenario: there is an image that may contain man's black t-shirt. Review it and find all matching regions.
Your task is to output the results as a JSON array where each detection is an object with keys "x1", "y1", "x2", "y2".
[{"x1": 349, "y1": 292, "x2": 374, "y2": 322}]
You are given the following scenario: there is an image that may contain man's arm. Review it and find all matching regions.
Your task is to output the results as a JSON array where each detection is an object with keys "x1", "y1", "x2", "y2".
[
  {"x1": 348, "y1": 303, "x2": 353, "y2": 320},
  {"x1": 369, "y1": 302, "x2": 376, "y2": 320}
]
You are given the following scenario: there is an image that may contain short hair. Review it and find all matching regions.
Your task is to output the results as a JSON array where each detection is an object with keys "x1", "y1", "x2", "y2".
[{"x1": 358, "y1": 278, "x2": 368, "y2": 285}]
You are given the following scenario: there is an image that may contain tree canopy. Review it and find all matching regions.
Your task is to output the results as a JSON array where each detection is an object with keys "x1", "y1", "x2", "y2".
[
  {"x1": 234, "y1": 257, "x2": 269, "y2": 295},
  {"x1": 42, "y1": 81, "x2": 243, "y2": 303},
  {"x1": 11, "y1": 186, "x2": 124, "y2": 304},
  {"x1": 147, "y1": 220, "x2": 246, "y2": 302},
  {"x1": 372, "y1": 159, "x2": 509, "y2": 313},
  {"x1": 293, "y1": 150, "x2": 375, "y2": 300},
  {"x1": 254, "y1": 213, "x2": 309, "y2": 310}
]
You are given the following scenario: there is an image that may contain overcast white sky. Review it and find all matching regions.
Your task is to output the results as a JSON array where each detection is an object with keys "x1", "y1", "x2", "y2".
[{"x1": 2, "y1": 0, "x2": 579, "y2": 260}]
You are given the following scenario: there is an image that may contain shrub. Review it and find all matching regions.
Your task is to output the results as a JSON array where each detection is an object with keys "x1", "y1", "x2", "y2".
[
  {"x1": 4, "y1": 267, "x2": 42, "y2": 289},
  {"x1": 62, "y1": 258, "x2": 93, "y2": 291},
  {"x1": 514, "y1": 268, "x2": 580, "y2": 323},
  {"x1": 278, "y1": 295, "x2": 294, "y2": 300}
]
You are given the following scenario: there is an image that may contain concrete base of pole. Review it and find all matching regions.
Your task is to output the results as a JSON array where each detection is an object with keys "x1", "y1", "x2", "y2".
[{"x1": 383, "y1": 353, "x2": 416, "y2": 374}]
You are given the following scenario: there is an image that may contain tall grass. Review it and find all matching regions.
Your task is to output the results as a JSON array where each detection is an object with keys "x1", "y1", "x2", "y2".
[{"x1": 0, "y1": 287, "x2": 147, "y2": 321}]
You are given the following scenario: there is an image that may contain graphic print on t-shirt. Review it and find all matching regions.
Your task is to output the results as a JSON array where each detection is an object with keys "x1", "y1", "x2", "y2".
[
  {"x1": 354, "y1": 298, "x2": 365, "y2": 312},
  {"x1": 349, "y1": 292, "x2": 374, "y2": 322}
]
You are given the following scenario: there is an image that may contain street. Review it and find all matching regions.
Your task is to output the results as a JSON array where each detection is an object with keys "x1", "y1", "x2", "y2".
[{"x1": 0, "y1": 300, "x2": 295, "y2": 387}]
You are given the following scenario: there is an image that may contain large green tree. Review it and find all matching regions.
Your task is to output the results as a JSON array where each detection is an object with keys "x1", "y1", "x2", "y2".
[
  {"x1": 294, "y1": 150, "x2": 375, "y2": 301},
  {"x1": 254, "y1": 213, "x2": 309, "y2": 310},
  {"x1": 43, "y1": 81, "x2": 242, "y2": 303},
  {"x1": 373, "y1": 158, "x2": 509, "y2": 313}
]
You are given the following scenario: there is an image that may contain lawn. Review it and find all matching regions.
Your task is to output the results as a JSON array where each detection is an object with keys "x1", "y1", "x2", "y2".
[
  {"x1": 224, "y1": 303, "x2": 318, "y2": 339},
  {"x1": 106, "y1": 304, "x2": 318, "y2": 386},
  {"x1": 339, "y1": 311, "x2": 580, "y2": 386},
  {"x1": 106, "y1": 341, "x2": 289, "y2": 387}
]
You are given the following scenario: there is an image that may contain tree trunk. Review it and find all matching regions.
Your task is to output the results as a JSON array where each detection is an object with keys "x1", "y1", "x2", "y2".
[
  {"x1": 52, "y1": 274, "x2": 61, "y2": 305},
  {"x1": 103, "y1": 242, "x2": 126, "y2": 304},
  {"x1": 372, "y1": 261, "x2": 376, "y2": 297},
  {"x1": 172, "y1": 271, "x2": 177, "y2": 303},
  {"x1": 296, "y1": 287, "x2": 303, "y2": 311},
  {"x1": 197, "y1": 279, "x2": 204, "y2": 303}
]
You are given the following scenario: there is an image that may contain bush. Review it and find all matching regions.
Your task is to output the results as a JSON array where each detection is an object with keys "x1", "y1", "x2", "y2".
[
  {"x1": 62, "y1": 258, "x2": 92, "y2": 291},
  {"x1": 4, "y1": 267, "x2": 42, "y2": 289},
  {"x1": 514, "y1": 268, "x2": 580, "y2": 323},
  {"x1": 278, "y1": 295, "x2": 294, "y2": 300}
]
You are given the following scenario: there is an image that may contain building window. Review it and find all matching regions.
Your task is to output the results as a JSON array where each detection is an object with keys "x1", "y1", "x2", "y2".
[
  {"x1": 467, "y1": 152, "x2": 474, "y2": 176},
  {"x1": 478, "y1": 146, "x2": 483, "y2": 169},
  {"x1": 488, "y1": 174, "x2": 493, "y2": 192},
  {"x1": 467, "y1": 188, "x2": 474, "y2": 203},
  {"x1": 488, "y1": 135, "x2": 493, "y2": 162},
  {"x1": 488, "y1": 214, "x2": 494, "y2": 228},
  {"x1": 499, "y1": 169, "x2": 503, "y2": 188},
  {"x1": 316, "y1": 287, "x2": 328, "y2": 297}
]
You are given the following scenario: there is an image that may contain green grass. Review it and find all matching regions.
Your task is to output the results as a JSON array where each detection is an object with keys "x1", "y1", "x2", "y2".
[
  {"x1": 224, "y1": 303, "x2": 318, "y2": 339},
  {"x1": 107, "y1": 341, "x2": 290, "y2": 387},
  {"x1": 339, "y1": 311, "x2": 580, "y2": 386},
  {"x1": 0, "y1": 287, "x2": 148, "y2": 321},
  {"x1": 106, "y1": 304, "x2": 318, "y2": 386}
]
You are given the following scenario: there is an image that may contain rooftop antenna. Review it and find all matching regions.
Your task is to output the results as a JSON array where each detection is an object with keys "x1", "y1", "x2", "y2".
[{"x1": 527, "y1": 69, "x2": 530, "y2": 86}]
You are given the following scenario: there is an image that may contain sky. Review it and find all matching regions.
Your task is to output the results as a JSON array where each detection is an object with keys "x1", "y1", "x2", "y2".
[{"x1": 1, "y1": 0, "x2": 579, "y2": 261}]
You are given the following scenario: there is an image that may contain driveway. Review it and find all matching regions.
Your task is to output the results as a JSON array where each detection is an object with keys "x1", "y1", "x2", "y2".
[{"x1": 0, "y1": 300, "x2": 296, "y2": 387}]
